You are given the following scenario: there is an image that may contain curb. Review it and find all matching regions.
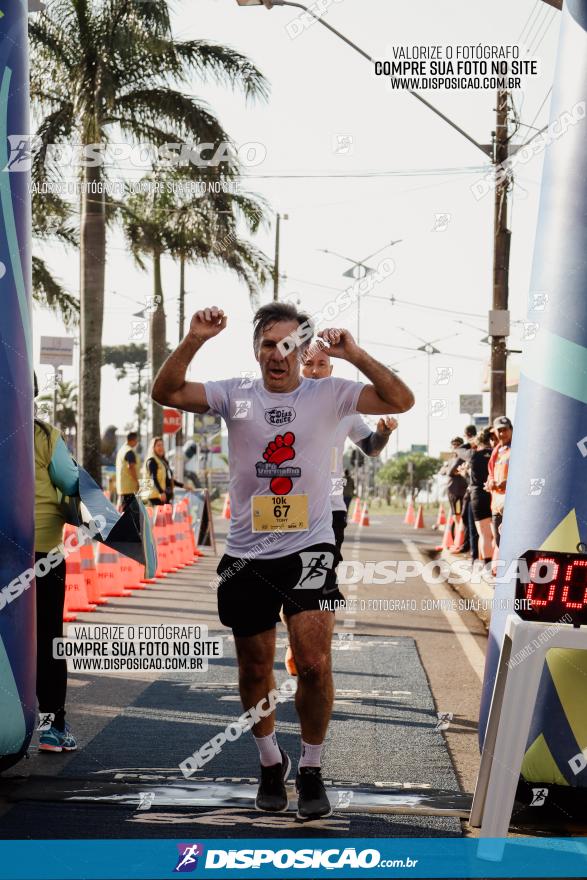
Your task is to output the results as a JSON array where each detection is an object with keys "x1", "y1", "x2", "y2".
[{"x1": 441, "y1": 551, "x2": 494, "y2": 629}]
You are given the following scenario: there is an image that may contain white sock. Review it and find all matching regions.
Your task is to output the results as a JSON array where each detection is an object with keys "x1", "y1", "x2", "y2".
[
  {"x1": 254, "y1": 731, "x2": 282, "y2": 767},
  {"x1": 299, "y1": 739, "x2": 323, "y2": 769}
]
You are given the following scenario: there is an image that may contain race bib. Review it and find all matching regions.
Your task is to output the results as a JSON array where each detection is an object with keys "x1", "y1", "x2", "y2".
[{"x1": 251, "y1": 495, "x2": 309, "y2": 532}]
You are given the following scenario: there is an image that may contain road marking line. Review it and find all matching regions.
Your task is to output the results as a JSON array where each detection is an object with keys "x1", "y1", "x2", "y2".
[
  {"x1": 403, "y1": 539, "x2": 486, "y2": 682},
  {"x1": 342, "y1": 522, "x2": 362, "y2": 628}
]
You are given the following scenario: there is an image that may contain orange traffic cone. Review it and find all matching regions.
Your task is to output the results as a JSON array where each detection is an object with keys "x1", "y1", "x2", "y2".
[
  {"x1": 435, "y1": 514, "x2": 455, "y2": 552},
  {"x1": 96, "y1": 544, "x2": 133, "y2": 597},
  {"x1": 167, "y1": 504, "x2": 185, "y2": 569},
  {"x1": 152, "y1": 506, "x2": 170, "y2": 577},
  {"x1": 413, "y1": 505, "x2": 425, "y2": 529},
  {"x1": 162, "y1": 504, "x2": 181, "y2": 573},
  {"x1": 131, "y1": 557, "x2": 148, "y2": 589},
  {"x1": 63, "y1": 527, "x2": 97, "y2": 613},
  {"x1": 351, "y1": 497, "x2": 362, "y2": 524},
  {"x1": 80, "y1": 540, "x2": 108, "y2": 606},
  {"x1": 172, "y1": 505, "x2": 189, "y2": 566},
  {"x1": 359, "y1": 501, "x2": 370, "y2": 527},
  {"x1": 118, "y1": 552, "x2": 146, "y2": 591},
  {"x1": 451, "y1": 516, "x2": 466, "y2": 552},
  {"x1": 404, "y1": 499, "x2": 415, "y2": 526},
  {"x1": 62, "y1": 589, "x2": 78, "y2": 623},
  {"x1": 434, "y1": 503, "x2": 447, "y2": 529},
  {"x1": 222, "y1": 493, "x2": 231, "y2": 520}
]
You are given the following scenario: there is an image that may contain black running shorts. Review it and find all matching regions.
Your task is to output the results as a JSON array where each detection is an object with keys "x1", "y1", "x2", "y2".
[
  {"x1": 448, "y1": 493, "x2": 464, "y2": 517},
  {"x1": 216, "y1": 542, "x2": 344, "y2": 637},
  {"x1": 470, "y1": 487, "x2": 492, "y2": 522}
]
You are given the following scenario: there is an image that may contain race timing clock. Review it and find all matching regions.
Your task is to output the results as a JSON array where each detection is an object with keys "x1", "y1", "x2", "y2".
[{"x1": 515, "y1": 550, "x2": 587, "y2": 626}]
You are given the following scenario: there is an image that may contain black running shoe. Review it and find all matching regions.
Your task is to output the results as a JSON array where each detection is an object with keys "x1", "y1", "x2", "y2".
[
  {"x1": 255, "y1": 748, "x2": 291, "y2": 812},
  {"x1": 296, "y1": 766, "x2": 332, "y2": 819}
]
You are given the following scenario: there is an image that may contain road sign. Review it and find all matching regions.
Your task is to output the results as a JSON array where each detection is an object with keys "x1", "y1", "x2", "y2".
[
  {"x1": 411, "y1": 444, "x2": 428, "y2": 454},
  {"x1": 459, "y1": 394, "x2": 483, "y2": 416},
  {"x1": 474, "y1": 416, "x2": 489, "y2": 428},
  {"x1": 163, "y1": 408, "x2": 182, "y2": 435},
  {"x1": 39, "y1": 336, "x2": 73, "y2": 367}
]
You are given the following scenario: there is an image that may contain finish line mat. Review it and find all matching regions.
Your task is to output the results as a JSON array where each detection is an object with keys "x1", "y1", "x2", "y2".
[{"x1": 0, "y1": 637, "x2": 463, "y2": 838}]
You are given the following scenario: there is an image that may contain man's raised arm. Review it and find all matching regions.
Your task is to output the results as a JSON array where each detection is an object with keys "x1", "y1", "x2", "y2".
[
  {"x1": 151, "y1": 307, "x2": 227, "y2": 414},
  {"x1": 318, "y1": 328, "x2": 415, "y2": 415}
]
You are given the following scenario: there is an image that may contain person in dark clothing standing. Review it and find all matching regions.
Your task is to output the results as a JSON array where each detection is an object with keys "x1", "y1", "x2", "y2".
[
  {"x1": 460, "y1": 425, "x2": 478, "y2": 560},
  {"x1": 458, "y1": 429, "x2": 494, "y2": 565},
  {"x1": 34, "y1": 375, "x2": 80, "y2": 751},
  {"x1": 441, "y1": 437, "x2": 468, "y2": 517},
  {"x1": 342, "y1": 469, "x2": 355, "y2": 511}
]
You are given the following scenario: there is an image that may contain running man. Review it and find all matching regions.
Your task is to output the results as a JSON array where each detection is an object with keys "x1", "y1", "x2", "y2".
[
  {"x1": 302, "y1": 343, "x2": 397, "y2": 554},
  {"x1": 152, "y1": 303, "x2": 414, "y2": 819}
]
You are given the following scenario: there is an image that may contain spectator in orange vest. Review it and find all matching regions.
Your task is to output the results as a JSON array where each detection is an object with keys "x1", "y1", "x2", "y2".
[{"x1": 485, "y1": 416, "x2": 513, "y2": 548}]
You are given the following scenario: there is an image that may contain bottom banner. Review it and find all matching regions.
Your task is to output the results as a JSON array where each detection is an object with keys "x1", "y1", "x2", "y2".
[{"x1": 0, "y1": 838, "x2": 586, "y2": 879}]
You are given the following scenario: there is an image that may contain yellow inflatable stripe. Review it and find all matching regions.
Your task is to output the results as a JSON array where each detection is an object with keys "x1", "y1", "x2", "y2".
[
  {"x1": 522, "y1": 733, "x2": 569, "y2": 786},
  {"x1": 540, "y1": 509, "x2": 581, "y2": 552},
  {"x1": 546, "y1": 647, "x2": 587, "y2": 753}
]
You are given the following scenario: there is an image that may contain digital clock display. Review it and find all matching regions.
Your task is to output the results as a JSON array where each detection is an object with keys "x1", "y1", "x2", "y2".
[{"x1": 515, "y1": 550, "x2": 587, "y2": 625}]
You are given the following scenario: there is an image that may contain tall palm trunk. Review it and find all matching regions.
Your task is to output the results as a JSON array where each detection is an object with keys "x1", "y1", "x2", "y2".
[
  {"x1": 150, "y1": 249, "x2": 167, "y2": 437},
  {"x1": 174, "y1": 254, "x2": 186, "y2": 472},
  {"x1": 79, "y1": 162, "x2": 106, "y2": 480}
]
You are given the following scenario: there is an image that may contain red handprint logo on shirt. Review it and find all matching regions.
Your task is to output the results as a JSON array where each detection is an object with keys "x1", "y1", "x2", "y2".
[{"x1": 258, "y1": 431, "x2": 298, "y2": 494}]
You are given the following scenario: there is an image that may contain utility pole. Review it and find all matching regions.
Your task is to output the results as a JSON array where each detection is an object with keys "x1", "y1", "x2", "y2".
[
  {"x1": 240, "y1": 0, "x2": 561, "y2": 422},
  {"x1": 136, "y1": 363, "x2": 143, "y2": 452},
  {"x1": 490, "y1": 89, "x2": 511, "y2": 423}
]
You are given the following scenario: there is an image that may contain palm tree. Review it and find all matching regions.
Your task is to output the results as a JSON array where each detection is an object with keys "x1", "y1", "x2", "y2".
[
  {"x1": 32, "y1": 191, "x2": 79, "y2": 327},
  {"x1": 120, "y1": 174, "x2": 273, "y2": 435},
  {"x1": 30, "y1": 0, "x2": 268, "y2": 479}
]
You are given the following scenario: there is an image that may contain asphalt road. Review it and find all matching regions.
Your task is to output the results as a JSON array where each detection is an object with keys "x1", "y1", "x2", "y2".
[{"x1": 0, "y1": 513, "x2": 489, "y2": 840}]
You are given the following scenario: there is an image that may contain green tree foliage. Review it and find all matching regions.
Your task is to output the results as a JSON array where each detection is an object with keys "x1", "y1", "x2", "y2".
[{"x1": 376, "y1": 452, "x2": 442, "y2": 499}]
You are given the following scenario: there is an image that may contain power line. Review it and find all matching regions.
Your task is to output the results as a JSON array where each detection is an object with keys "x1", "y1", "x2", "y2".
[
  {"x1": 528, "y1": 7, "x2": 556, "y2": 54},
  {"x1": 523, "y1": 2, "x2": 549, "y2": 51},
  {"x1": 517, "y1": 1, "x2": 540, "y2": 44},
  {"x1": 363, "y1": 339, "x2": 486, "y2": 364},
  {"x1": 240, "y1": 167, "x2": 488, "y2": 181},
  {"x1": 524, "y1": 87, "x2": 553, "y2": 139}
]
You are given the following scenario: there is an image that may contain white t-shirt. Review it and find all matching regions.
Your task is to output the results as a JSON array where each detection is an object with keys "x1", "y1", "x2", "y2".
[
  {"x1": 330, "y1": 414, "x2": 372, "y2": 512},
  {"x1": 204, "y1": 376, "x2": 364, "y2": 558}
]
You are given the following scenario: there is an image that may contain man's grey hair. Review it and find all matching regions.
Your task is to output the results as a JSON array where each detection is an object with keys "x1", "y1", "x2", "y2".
[{"x1": 253, "y1": 302, "x2": 314, "y2": 355}]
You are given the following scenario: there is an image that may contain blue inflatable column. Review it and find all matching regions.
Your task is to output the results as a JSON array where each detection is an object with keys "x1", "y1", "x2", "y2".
[
  {"x1": 480, "y1": 0, "x2": 587, "y2": 786},
  {"x1": 0, "y1": 0, "x2": 36, "y2": 772}
]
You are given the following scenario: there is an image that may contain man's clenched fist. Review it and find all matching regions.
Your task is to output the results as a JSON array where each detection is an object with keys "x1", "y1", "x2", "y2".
[{"x1": 189, "y1": 307, "x2": 227, "y2": 342}]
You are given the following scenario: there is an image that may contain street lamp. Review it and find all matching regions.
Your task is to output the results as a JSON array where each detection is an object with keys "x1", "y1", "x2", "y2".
[
  {"x1": 235, "y1": 0, "x2": 560, "y2": 424},
  {"x1": 319, "y1": 240, "x2": 402, "y2": 377},
  {"x1": 235, "y1": 0, "x2": 374, "y2": 61}
]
